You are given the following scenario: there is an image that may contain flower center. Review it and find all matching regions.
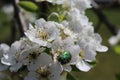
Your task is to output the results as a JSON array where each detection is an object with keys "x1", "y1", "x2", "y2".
[
  {"x1": 28, "y1": 52, "x2": 40, "y2": 61},
  {"x1": 60, "y1": 29, "x2": 68, "y2": 40},
  {"x1": 37, "y1": 66, "x2": 51, "y2": 78},
  {"x1": 38, "y1": 29, "x2": 48, "y2": 40},
  {"x1": 14, "y1": 52, "x2": 20, "y2": 61},
  {"x1": 58, "y1": 51, "x2": 71, "y2": 64},
  {"x1": 79, "y1": 50, "x2": 84, "y2": 59}
]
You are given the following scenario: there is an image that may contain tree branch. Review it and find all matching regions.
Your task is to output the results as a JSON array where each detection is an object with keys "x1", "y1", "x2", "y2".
[
  {"x1": 91, "y1": 0, "x2": 118, "y2": 35},
  {"x1": 12, "y1": 0, "x2": 27, "y2": 37}
]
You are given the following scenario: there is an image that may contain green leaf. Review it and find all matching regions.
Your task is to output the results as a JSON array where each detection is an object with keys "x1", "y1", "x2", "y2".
[
  {"x1": 59, "y1": 14, "x2": 65, "y2": 22},
  {"x1": 62, "y1": 72, "x2": 68, "y2": 80},
  {"x1": 48, "y1": 12, "x2": 59, "y2": 22},
  {"x1": 114, "y1": 45, "x2": 120, "y2": 54},
  {"x1": 87, "y1": 60, "x2": 98, "y2": 67},
  {"x1": 18, "y1": 1, "x2": 38, "y2": 12}
]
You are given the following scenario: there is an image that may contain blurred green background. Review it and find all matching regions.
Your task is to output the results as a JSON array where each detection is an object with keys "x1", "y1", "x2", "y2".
[{"x1": 0, "y1": 2, "x2": 120, "y2": 80}]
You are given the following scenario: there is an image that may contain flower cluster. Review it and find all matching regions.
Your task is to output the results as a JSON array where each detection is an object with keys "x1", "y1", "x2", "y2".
[{"x1": 0, "y1": 0, "x2": 108, "y2": 80}]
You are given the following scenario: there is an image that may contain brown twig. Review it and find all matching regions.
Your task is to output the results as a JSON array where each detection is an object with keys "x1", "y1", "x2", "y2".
[
  {"x1": 91, "y1": 0, "x2": 118, "y2": 35},
  {"x1": 12, "y1": 0, "x2": 27, "y2": 37}
]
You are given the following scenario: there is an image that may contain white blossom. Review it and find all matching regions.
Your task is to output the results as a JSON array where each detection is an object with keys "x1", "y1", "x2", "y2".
[
  {"x1": 2, "y1": 4, "x2": 14, "y2": 19},
  {"x1": 52, "y1": 37, "x2": 80, "y2": 72},
  {"x1": 61, "y1": 8, "x2": 108, "y2": 72},
  {"x1": 25, "y1": 18, "x2": 59, "y2": 47},
  {"x1": 1, "y1": 38, "x2": 39, "y2": 72},
  {"x1": 25, "y1": 53, "x2": 62, "y2": 80},
  {"x1": 23, "y1": 11, "x2": 37, "y2": 24},
  {"x1": 20, "y1": 45, "x2": 46, "y2": 71},
  {"x1": 66, "y1": 8, "x2": 108, "y2": 52},
  {"x1": 75, "y1": 33, "x2": 108, "y2": 72},
  {"x1": 58, "y1": 21, "x2": 77, "y2": 40},
  {"x1": 0, "y1": 0, "x2": 108, "y2": 78}
]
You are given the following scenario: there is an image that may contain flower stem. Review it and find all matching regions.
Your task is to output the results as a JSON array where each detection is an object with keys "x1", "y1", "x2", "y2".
[{"x1": 62, "y1": 71, "x2": 68, "y2": 80}]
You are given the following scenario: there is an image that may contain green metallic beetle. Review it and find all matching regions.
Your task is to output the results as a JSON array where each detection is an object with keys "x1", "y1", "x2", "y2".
[{"x1": 58, "y1": 51, "x2": 72, "y2": 64}]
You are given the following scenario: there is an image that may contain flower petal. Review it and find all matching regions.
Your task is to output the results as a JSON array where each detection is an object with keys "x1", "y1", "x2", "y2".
[
  {"x1": 38, "y1": 53, "x2": 52, "y2": 67},
  {"x1": 76, "y1": 60, "x2": 91, "y2": 72},
  {"x1": 63, "y1": 64, "x2": 72, "y2": 72},
  {"x1": 96, "y1": 45, "x2": 108, "y2": 52},
  {"x1": 24, "y1": 72, "x2": 38, "y2": 80}
]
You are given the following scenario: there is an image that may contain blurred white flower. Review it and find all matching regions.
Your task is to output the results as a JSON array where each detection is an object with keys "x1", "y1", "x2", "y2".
[
  {"x1": 70, "y1": 0, "x2": 92, "y2": 13},
  {"x1": 35, "y1": 0, "x2": 64, "y2": 4},
  {"x1": 109, "y1": 30, "x2": 120, "y2": 45},
  {"x1": 25, "y1": 53, "x2": 62, "y2": 80},
  {"x1": 0, "y1": 44, "x2": 9, "y2": 71},
  {"x1": 36, "y1": 0, "x2": 91, "y2": 13},
  {"x1": 2, "y1": 4, "x2": 14, "y2": 19},
  {"x1": 21, "y1": 9, "x2": 37, "y2": 24},
  {"x1": 25, "y1": 18, "x2": 59, "y2": 47}
]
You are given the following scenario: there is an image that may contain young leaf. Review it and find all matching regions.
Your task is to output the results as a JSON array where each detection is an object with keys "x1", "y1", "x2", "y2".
[
  {"x1": 18, "y1": 1, "x2": 38, "y2": 12},
  {"x1": 87, "y1": 60, "x2": 98, "y2": 67},
  {"x1": 48, "y1": 12, "x2": 59, "y2": 22},
  {"x1": 114, "y1": 45, "x2": 120, "y2": 54}
]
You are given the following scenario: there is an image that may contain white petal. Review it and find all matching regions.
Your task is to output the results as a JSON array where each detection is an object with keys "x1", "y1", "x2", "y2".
[
  {"x1": 29, "y1": 24, "x2": 35, "y2": 30},
  {"x1": 35, "y1": 18, "x2": 46, "y2": 28},
  {"x1": 38, "y1": 53, "x2": 52, "y2": 67},
  {"x1": 10, "y1": 63, "x2": 22, "y2": 72},
  {"x1": 1, "y1": 57, "x2": 15, "y2": 66},
  {"x1": 78, "y1": 39, "x2": 87, "y2": 49},
  {"x1": 27, "y1": 61, "x2": 40, "y2": 71},
  {"x1": 0, "y1": 63, "x2": 8, "y2": 71},
  {"x1": 11, "y1": 40, "x2": 22, "y2": 51},
  {"x1": 49, "y1": 62, "x2": 63, "y2": 75},
  {"x1": 24, "y1": 32, "x2": 36, "y2": 43},
  {"x1": 32, "y1": 38, "x2": 47, "y2": 46},
  {"x1": 84, "y1": 46, "x2": 96, "y2": 61},
  {"x1": 0, "y1": 43, "x2": 10, "y2": 54},
  {"x1": 49, "y1": 63, "x2": 62, "y2": 80},
  {"x1": 76, "y1": 60, "x2": 91, "y2": 72},
  {"x1": 94, "y1": 33, "x2": 102, "y2": 43},
  {"x1": 50, "y1": 73, "x2": 62, "y2": 80},
  {"x1": 63, "y1": 64, "x2": 72, "y2": 72},
  {"x1": 69, "y1": 45, "x2": 80, "y2": 64},
  {"x1": 96, "y1": 45, "x2": 108, "y2": 52},
  {"x1": 24, "y1": 72, "x2": 38, "y2": 80}
]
